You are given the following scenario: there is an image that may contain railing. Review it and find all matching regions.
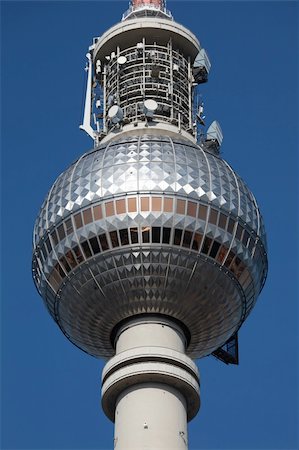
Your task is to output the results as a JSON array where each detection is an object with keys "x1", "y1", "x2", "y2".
[{"x1": 122, "y1": 4, "x2": 172, "y2": 21}]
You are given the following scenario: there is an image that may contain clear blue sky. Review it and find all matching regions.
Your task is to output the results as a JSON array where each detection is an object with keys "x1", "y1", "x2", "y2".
[{"x1": 1, "y1": 1, "x2": 298, "y2": 449}]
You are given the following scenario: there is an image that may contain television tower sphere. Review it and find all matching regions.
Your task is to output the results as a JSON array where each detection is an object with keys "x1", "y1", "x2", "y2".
[{"x1": 32, "y1": 0, "x2": 268, "y2": 447}]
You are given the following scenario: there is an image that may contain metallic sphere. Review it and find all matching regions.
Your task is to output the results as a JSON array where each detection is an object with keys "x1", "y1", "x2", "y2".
[{"x1": 32, "y1": 134, "x2": 267, "y2": 358}]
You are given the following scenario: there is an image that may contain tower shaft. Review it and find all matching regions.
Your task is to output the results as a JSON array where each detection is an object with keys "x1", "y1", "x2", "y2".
[{"x1": 102, "y1": 317, "x2": 200, "y2": 449}]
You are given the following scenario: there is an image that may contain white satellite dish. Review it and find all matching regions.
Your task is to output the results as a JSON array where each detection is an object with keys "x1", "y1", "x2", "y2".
[
  {"x1": 143, "y1": 99, "x2": 158, "y2": 118},
  {"x1": 117, "y1": 56, "x2": 127, "y2": 65},
  {"x1": 108, "y1": 105, "x2": 123, "y2": 124}
]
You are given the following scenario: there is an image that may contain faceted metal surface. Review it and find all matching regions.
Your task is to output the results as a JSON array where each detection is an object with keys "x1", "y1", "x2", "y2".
[{"x1": 32, "y1": 135, "x2": 268, "y2": 358}]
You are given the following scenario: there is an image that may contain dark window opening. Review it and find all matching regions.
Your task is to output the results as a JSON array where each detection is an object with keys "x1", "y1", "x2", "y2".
[
  {"x1": 45, "y1": 238, "x2": 52, "y2": 254},
  {"x1": 227, "y1": 218, "x2": 235, "y2": 234},
  {"x1": 242, "y1": 230, "x2": 250, "y2": 247},
  {"x1": 192, "y1": 232, "x2": 202, "y2": 251},
  {"x1": 152, "y1": 227, "x2": 161, "y2": 243},
  {"x1": 130, "y1": 227, "x2": 139, "y2": 244},
  {"x1": 162, "y1": 227, "x2": 171, "y2": 244},
  {"x1": 81, "y1": 241, "x2": 92, "y2": 258},
  {"x1": 236, "y1": 224, "x2": 243, "y2": 240},
  {"x1": 73, "y1": 245, "x2": 84, "y2": 264},
  {"x1": 60, "y1": 256, "x2": 71, "y2": 273},
  {"x1": 65, "y1": 250, "x2": 77, "y2": 269},
  {"x1": 110, "y1": 231, "x2": 119, "y2": 248},
  {"x1": 173, "y1": 229, "x2": 183, "y2": 246},
  {"x1": 40, "y1": 245, "x2": 47, "y2": 260},
  {"x1": 182, "y1": 230, "x2": 192, "y2": 248},
  {"x1": 51, "y1": 229, "x2": 59, "y2": 247},
  {"x1": 99, "y1": 233, "x2": 109, "y2": 251},
  {"x1": 55, "y1": 263, "x2": 66, "y2": 279},
  {"x1": 89, "y1": 237, "x2": 101, "y2": 254},
  {"x1": 201, "y1": 237, "x2": 212, "y2": 255},
  {"x1": 224, "y1": 251, "x2": 235, "y2": 268},
  {"x1": 119, "y1": 229, "x2": 129, "y2": 246},
  {"x1": 209, "y1": 241, "x2": 221, "y2": 258},
  {"x1": 64, "y1": 218, "x2": 73, "y2": 235},
  {"x1": 142, "y1": 227, "x2": 150, "y2": 243},
  {"x1": 57, "y1": 223, "x2": 65, "y2": 241}
]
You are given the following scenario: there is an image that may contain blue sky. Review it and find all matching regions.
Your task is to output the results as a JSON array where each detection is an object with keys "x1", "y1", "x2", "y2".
[{"x1": 1, "y1": 1, "x2": 298, "y2": 449}]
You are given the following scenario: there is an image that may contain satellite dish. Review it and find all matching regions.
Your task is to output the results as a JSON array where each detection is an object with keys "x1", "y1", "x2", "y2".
[
  {"x1": 108, "y1": 105, "x2": 123, "y2": 124},
  {"x1": 143, "y1": 99, "x2": 158, "y2": 118},
  {"x1": 117, "y1": 56, "x2": 127, "y2": 65}
]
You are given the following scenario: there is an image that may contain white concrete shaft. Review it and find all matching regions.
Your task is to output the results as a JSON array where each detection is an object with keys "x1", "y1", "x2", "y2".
[
  {"x1": 115, "y1": 317, "x2": 187, "y2": 354},
  {"x1": 114, "y1": 383, "x2": 188, "y2": 450},
  {"x1": 101, "y1": 316, "x2": 200, "y2": 450}
]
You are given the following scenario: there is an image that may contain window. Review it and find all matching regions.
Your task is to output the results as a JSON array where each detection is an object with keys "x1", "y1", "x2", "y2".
[
  {"x1": 176, "y1": 199, "x2": 186, "y2": 215},
  {"x1": 73, "y1": 245, "x2": 84, "y2": 264},
  {"x1": 57, "y1": 223, "x2": 65, "y2": 241},
  {"x1": 192, "y1": 232, "x2": 202, "y2": 251},
  {"x1": 227, "y1": 218, "x2": 235, "y2": 234},
  {"x1": 119, "y1": 229, "x2": 129, "y2": 245},
  {"x1": 209, "y1": 208, "x2": 218, "y2": 225},
  {"x1": 152, "y1": 227, "x2": 161, "y2": 243},
  {"x1": 99, "y1": 233, "x2": 109, "y2": 251},
  {"x1": 218, "y1": 213, "x2": 227, "y2": 230},
  {"x1": 209, "y1": 241, "x2": 221, "y2": 258},
  {"x1": 93, "y1": 205, "x2": 103, "y2": 220},
  {"x1": 83, "y1": 208, "x2": 93, "y2": 224},
  {"x1": 152, "y1": 197, "x2": 162, "y2": 211},
  {"x1": 141, "y1": 197, "x2": 149, "y2": 211},
  {"x1": 74, "y1": 212, "x2": 83, "y2": 229},
  {"x1": 216, "y1": 245, "x2": 228, "y2": 264},
  {"x1": 45, "y1": 237, "x2": 52, "y2": 254},
  {"x1": 164, "y1": 197, "x2": 173, "y2": 212},
  {"x1": 110, "y1": 231, "x2": 119, "y2": 248},
  {"x1": 128, "y1": 198, "x2": 137, "y2": 212},
  {"x1": 224, "y1": 251, "x2": 235, "y2": 268},
  {"x1": 81, "y1": 241, "x2": 92, "y2": 258},
  {"x1": 242, "y1": 230, "x2": 250, "y2": 247},
  {"x1": 187, "y1": 201, "x2": 197, "y2": 217},
  {"x1": 201, "y1": 237, "x2": 212, "y2": 255},
  {"x1": 198, "y1": 205, "x2": 207, "y2": 220},
  {"x1": 116, "y1": 199, "x2": 126, "y2": 214},
  {"x1": 182, "y1": 230, "x2": 193, "y2": 248},
  {"x1": 60, "y1": 256, "x2": 71, "y2": 273},
  {"x1": 89, "y1": 237, "x2": 101, "y2": 254},
  {"x1": 130, "y1": 227, "x2": 139, "y2": 244},
  {"x1": 40, "y1": 244, "x2": 47, "y2": 261},
  {"x1": 55, "y1": 263, "x2": 66, "y2": 279},
  {"x1": 64, "y1": 218, "x2": 73, "y2": 235},
  {"x1": 65, "y1": 250, "x2": 77, "y2": 269},
  {"x1": 173, "y1": 229, "x2": 183, "y2": 246},
  {"x1": 236, "y1": 224, "x2": 243, "y2": 241},
  {"x1": 105, "y1": 202, "x2": 115, "y2": 217},
  {"x1": 142, "y1": 227, "x2": 150, "y2": 243},
  {"x1": 51, "y1": 229, "x2": 59, "y2": 246},
  {"x1": 162, "y1": 227, "x2": 171, "y2": 244}
]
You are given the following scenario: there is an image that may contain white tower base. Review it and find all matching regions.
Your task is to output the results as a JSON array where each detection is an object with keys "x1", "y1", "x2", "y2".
[{"x1": 102, "y1": 316, "x2": 200, "y2": 450}]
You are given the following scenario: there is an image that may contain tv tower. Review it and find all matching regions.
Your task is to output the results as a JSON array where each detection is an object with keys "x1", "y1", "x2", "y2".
[{"x1": 32, "y1": 1, "x2": 268, "y2": 448}]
